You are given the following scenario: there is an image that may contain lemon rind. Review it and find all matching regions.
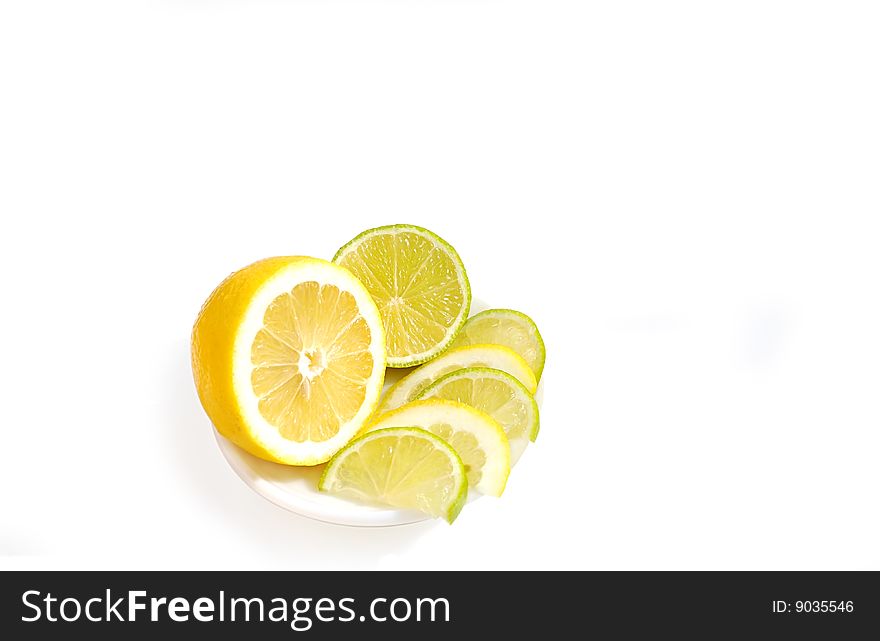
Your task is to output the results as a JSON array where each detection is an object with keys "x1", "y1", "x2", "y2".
[{"x1": 206, "y1": 258, "x2": 387, "y2": 466}]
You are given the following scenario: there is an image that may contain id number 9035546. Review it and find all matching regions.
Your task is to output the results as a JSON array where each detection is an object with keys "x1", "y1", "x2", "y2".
[{"x1": 772, "y1": 600, "x2": 854, "y2": 614}]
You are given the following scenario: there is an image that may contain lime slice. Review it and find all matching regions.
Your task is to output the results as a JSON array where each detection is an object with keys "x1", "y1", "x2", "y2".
[
  {"x1": 416, "y1": 367, "x2": 538, "y2": 465},
  {"x1": 378, "y1": 344, "x2": 537, "y2": 413},
  {"x1": 451, "y1": 308, "x2": 545, "y2": 381},
  {"x1": 319, "y1": 427, "x2": 467, "y2": 523},
  {"x1": 366, "y1": 399, "x2": 509, "y2": 496},
  {"x1": 333, "y1": 225, "x2": 471, "y2": 367}
]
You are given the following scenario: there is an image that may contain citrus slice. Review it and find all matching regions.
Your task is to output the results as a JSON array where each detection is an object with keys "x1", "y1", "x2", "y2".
[
  {"x1": 416, "y1": 367, "x2": 539, "y2": 466},
  {"x1": 319, "y1": 427, "x2": 468, "y2": 522},
  {"x1": 379, "y1": 344, "x2": 537, "y2": 413},
  {"x1": 366, "y1": 399, "x2": 509, "y2": 496},
  {"x1": 191, "y1": 256, "x2": 386, "y2": 465},
  {"x1": 332, "y1": 224, "x2": 471, "y2": 367},
  {"x1": 451, "y1": 308, "x2": 546, "y2": 381}
]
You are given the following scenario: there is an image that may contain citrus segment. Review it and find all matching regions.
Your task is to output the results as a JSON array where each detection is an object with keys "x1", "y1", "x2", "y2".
[
  {"x1": 451, "y1": 308, "x2": 546, "y2": 381},
  {"x1": 417, "y1": 367, "x2": 539, "y2": 465},
  {"x1": 366, "y1": 399, "x2": 509, "y2": 496},
  {"x1": 379, "y1": 344, "x2": 537, "y2": 414},
  {"x1": 319, "y1": 427, "x2": 468, "y2": 522}
]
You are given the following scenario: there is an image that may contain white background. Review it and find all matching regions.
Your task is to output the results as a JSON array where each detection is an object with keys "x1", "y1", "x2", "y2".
[{"x1": 1, "y1": 1, "x2": 878, "y2": 570}]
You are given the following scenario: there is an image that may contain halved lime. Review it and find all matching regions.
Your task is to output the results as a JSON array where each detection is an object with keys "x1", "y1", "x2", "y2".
[{"x1": 333, "y1": 225, "x2": 470, "y2": 367}]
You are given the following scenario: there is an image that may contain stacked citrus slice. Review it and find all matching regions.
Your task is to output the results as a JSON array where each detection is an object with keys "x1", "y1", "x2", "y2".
[
  {"x1": 451, "y1": 308, "x2": 546, "y2": 382},
  {"x1": 192, "y1": 226, "x2": 544, "y2": 524},
  {"x1": 319, "y1": 427, "x2": 468, "y2": 523},
  {"x1": 417, "y1": 368, "x2": 539, "y2": 466},
  {"x1": 364, "y1": 399, "x2": 510, "y2": 497}
]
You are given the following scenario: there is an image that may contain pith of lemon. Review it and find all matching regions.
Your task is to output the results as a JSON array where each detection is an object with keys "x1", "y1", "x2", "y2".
[{"x1": 191, "y1": 256, "x2": 386, "y2": 465}]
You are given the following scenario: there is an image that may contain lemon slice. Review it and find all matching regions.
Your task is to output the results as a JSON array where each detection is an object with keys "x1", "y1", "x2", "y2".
[
  {"x1": 332, "y1": 224, "x2": 471, "y2": 367},
  {"x1": 191, "y1": 256, "x2": 386, "y2": 465},
  {"x1": 379, "y1": 344, "x2": 537, "y2": 413},
  {"x1": 451, "y1": 308, "x2": 546, "y2": 381},
  {"x1": 366, "y1": 399, "x2": 509, "y2": 496},
  {"x1": 319, "y1": 427, "x2": 468, "y2": 522},
  {"x1": 416, "y1": 367, "x2": 539, "y2": 466}
]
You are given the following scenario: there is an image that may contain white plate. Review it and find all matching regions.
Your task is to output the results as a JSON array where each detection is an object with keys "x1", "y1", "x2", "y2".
[{"x1": 214, "y1": 299, "x2": 543, "y2": 527}]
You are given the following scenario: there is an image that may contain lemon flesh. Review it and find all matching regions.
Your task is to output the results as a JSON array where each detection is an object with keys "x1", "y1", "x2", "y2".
[
  {"x1": 192, "y1": 257, "x2": 386, "y2": 465},
  {"x1": 451, "y1": 308, "x2": 546, "y2": 381},
  {"x1": 333, "y1": 225, "x2": 471, "y2": 367},
  {"x1": 417, "y1": 367, "x2": 539, "y2": 466},
  {"x1": 366, "y1": 399, "x2": 509, "y2": 497},
  {"x1": 319, "y1": 427, "x2": 468, "y2": 523},
  {"x1": 379, "y1": 344, "x2": 537, "y2": 414}
]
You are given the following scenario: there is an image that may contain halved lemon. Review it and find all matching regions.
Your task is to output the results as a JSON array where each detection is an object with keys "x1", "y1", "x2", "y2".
[
  {"x1": 451, "y1": 308, "x2": 546, "y2": 381},
  {"x1": 378, "y1": 344, "x2": 537, "y2": 413},
  {"x1": 416, "y1": 367, "x2": 539, "y2": 466},
  {"x1": 191, "y1": 256, "x2": 386, "y2": 465},
  {"x1": 332, "y1": 224, "x2": 471, "y2": 367},
  {"x1": 319, "y1": 427, "x2": 468, "y2": 523},
  {"x1": 366, "y1": 399, "x2": 510, "y2": 497}
]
